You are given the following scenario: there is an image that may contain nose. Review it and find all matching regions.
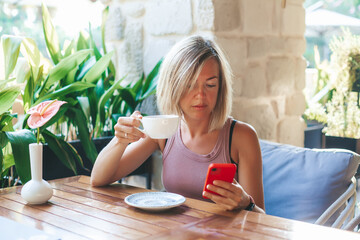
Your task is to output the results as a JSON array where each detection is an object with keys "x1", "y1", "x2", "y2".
[{"x1": 195, "y1": 85, "x2": 206, "y2": 97}]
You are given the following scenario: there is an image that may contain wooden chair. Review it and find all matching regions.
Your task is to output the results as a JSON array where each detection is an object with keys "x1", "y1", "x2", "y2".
[{"x1": 315, "y1": 176, "x2": 359, "y2": 230}]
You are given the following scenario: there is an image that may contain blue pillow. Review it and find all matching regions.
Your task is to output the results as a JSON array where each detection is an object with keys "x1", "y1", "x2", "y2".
[{"x1": 261, "y1": 139, "x2": 360, "y2": 224}]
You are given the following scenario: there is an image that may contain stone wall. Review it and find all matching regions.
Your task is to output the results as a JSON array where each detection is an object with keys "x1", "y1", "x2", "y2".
[
  {"x1": 103, "y1": 0, "x2": 306, "y2": 190},
  {"x1": 104, "y1": 0, "x2": 306, "y2": 147}
]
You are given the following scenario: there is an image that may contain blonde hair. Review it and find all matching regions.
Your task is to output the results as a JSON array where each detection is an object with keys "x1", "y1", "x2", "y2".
[{"x1": 156, "y1": 35, "x2": 233, "y2": 131}]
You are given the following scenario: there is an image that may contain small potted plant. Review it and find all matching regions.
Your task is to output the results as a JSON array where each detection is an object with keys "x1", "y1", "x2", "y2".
[
  {"x1": 304, "y1": 29, "x2": 360, "y2": 151},
  {"x1": 21, "y1": 100, "x2": 67, "y2": 204}
]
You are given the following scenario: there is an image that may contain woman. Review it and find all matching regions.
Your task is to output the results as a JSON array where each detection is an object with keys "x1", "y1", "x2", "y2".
[{"x1": 91, "y1": 35, "x2": 265, "y2": 213}]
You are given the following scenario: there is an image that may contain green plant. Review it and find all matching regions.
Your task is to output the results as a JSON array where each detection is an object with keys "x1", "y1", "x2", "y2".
[
  {"x1": 0, "y1": 4, "x2": 162, "y2": 186},
  {"x1": 304, "y1": 29, "x2": 360, "y2": 138},
  {"x1": 0, "y1": 86, "x2": 22, "y2": 188},
  {"x1": 0, "y1": 4, "x2": 108, "y2": 184}
]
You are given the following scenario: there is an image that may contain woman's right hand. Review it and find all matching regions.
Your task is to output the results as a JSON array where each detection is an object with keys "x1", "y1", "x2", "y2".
[{"x1": 114, "y1": 111, "x2": 146, "y2": 144}]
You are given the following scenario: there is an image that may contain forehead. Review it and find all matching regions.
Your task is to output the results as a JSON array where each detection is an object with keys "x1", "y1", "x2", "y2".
[{"x1": 199, "y1": 58, "x2": 219, "y2": 78}]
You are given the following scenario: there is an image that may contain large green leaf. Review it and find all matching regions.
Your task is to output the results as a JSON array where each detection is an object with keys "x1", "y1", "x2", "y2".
[
  {"x1": 0, "y1": 78, "x2": 15, "y2": 89},
  {"x1": 41, "y1": 3, "x2": 61, "y2": 64},
  {"x1": 70, "y1": 107, "x2": 97, "y2": 163},
  {"x1": 63, "y1": 39, "x2": 76, "y2": 58},
  {"x1": 6, "y1": 129, "x2": 36, "y2": 184},
  {"x1": 2, "y1": 153, "x2": 15, "y2": 175},
  {"x1": 0, "y1": 86, "x2": 21, "y2": 115},
  {"x1": 0, "y1": 113, "x2": 15, "y2": 132},
  {"x1": 77, "y1": 97, "x2": 91, "y2": 122},
  {"x1": 21, "y1": 38, "x2": 41, "y2": 69},
  {"x1": 98, "y1": 77, "x2": 125, "y2": 127},
  {"x1": 130, "y1": 74, "x2": 144, "y2": 100},
  {"x1": 32, "y1": 65, "x2": 45, "y2": 98},
  {"x1": 101, "y1": 7, "x2": 109, "y2": 54},
  {"x1": 15, "y1": 61, "x2": 31, "y2": 85},
  {"x1": 0, "y1": 150, "x2": 3, "y2": 177},
  {"x1": 89, "y1": 25, "x2": 102, "y2": 61},
  {"x1": 64, "y1": 67, "x2": 78, "y2": 86},
  {"x1": 34, "y1": 82, "x2": 95, "y2": 104},
  {"x1": 21, "y1": 38, "x2": 41, "y2": 81},
  {"x1": 141, "y1": 59, "x2": 162, "y2": 99},
  {"x1": 1, "y1": 35, "x2": 22, "y2": 80},
  {"x1": 87, "y1": 88, "x2": 98, "y2": 130},
  {"x1": 45, "y1": 49, "x2": 92, "y2": 89},
  {"x1": 120, "y1": 88, "x2": 137, "y2": 111},
  {"x1": 0, "y1": 132, "x2": 8, "y2": 149},
  {"x1": 83, "y1": 51, "x2": 114, "y2": 83},
  {"x1": 77, "y1": 31, "x2": 89, "y2": 51},
  {"x1": 76, "y1": 56, "x2": 96, "y2": 81},
  {"x1": 42, "y1": 130, "x2": 78, "y2": 174}
]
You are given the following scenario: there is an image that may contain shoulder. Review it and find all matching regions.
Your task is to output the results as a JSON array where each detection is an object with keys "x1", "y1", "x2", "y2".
[
  {"x1": 231, "y1": 120, "x2": 261, "y2": 162},
  {"x1": 232, "y1": 120, "x2": 258, "y2": 142}
]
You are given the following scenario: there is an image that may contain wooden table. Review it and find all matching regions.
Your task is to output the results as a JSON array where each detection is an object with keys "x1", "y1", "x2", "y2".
[{"x1": 0, "y1": 176, "x2": 359, "y2": 240}]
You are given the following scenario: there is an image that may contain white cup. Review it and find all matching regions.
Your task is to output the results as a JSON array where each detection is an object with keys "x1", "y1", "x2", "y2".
[{"x1": 140, "y1": 115, "x2": 179, "y2": 139}]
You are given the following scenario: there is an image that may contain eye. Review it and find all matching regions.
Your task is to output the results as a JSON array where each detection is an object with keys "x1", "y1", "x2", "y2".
[{"x1": 206, "y1": 83, "x2": 217, "y2": 88}]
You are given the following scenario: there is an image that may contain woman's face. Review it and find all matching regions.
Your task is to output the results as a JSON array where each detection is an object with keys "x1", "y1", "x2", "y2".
[{"x1": 179, "y1": 57, "x2": 220, "y2": 121}]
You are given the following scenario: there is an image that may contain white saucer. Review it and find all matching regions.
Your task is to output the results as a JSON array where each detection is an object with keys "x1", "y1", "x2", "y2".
[{"x1": 124, "y1": 192, "x2": 185, "y2": 211}]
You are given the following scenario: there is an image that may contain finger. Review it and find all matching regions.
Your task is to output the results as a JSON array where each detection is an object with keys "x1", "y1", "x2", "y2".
[
  {"x1": 206, "y1": 183, "x2": 243, "y2": 209},
  {"x1": 115, "y1": 124, "x2": 145, "y2": 140},
  {"x1": 115, "y1": 115, "x2": 145, "y2": 138},
  {"x1": 131, "y1": 110, "x2": 143, "y2": 119},
  {"x1": 206, "y1": 183, "x2": 239, "y2": 202},
  {"x1": 213, "y1": 180, "x2": 243, "y2": 196},
  {"x1": 114, "y1": 130, "x2": 142, "y2": 143},
  {"x1": 204, "y1": 190, "x2": 238, "y2": 210},
  {"x1": 117, "y1": 116, "x2": 142, "y2": 127}
]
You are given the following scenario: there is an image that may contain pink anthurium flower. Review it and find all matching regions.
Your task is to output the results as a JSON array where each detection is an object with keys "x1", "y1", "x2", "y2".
[{"x1": 27, "y1": 100, "x2": 67, "y2": 143}]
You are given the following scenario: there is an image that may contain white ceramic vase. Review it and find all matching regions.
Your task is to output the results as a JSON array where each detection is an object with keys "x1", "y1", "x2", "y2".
[{"x1": 21, "y1": 143, "x2": 53, "y2": 204}]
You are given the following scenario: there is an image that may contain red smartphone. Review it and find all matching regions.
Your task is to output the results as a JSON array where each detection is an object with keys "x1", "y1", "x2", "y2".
[{"x1": 202, "y1": 163, "x2": 237, "y2": 199}]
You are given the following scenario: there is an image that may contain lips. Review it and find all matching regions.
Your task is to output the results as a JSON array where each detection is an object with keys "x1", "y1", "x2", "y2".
[{"x1": 192, "y1": 104, "x2": 207, "y2": 110}]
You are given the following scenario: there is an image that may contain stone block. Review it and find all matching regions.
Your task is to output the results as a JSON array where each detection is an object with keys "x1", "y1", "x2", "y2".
[
  {"x1": 248, "y1": 37, "x2": 268, "y2": 59},
  {"x1": 282, "y1": 5, "x2": 305, "y2": 36},
  {"x1": 122, "y1": 2, "x2": 145, "y2": 18},
  {"x1": 216, "y1": 37, "x2": 247, "y2": 77},
  {"x1": 272, "y1": 0, "x2": 281, "y2": 34},
  {"x1": 271, "y1": 96, "x2": 286, "y2": 119},
  {"x1": 232, "y1": 75, "x2": 243, "y2": 97},
  {"x1": 232, "y1": 98, "x2": 277, "y2": 140},
  {"x1": 242, "y1": 63, "x2": 267, "y2": 98},
  {"x1": 241, "y1": 0, "x2": 273, "y2": 35},
  {"x1": 144, "y1": 37, "x2": 177, "y2": 75},
  {"x1": 266, "y1": 57, "x2": 295, "y2": 95},
  {"x1": 285, "y1": 37, "x2": 306, "y2": 56},
  {"x1": 277, "y1": 116, "x2": 306, "y2": 147},
  {"x1": 267, "y1": 37, "x2": 286, "y2": 55},
  {"x1": 213, "y1": 0, "x2": 240, "y2": 31},
  {"x1": 285, "y1": 91, "x2": 306, "y2": 116},
  {"x1": 294, "y1": 57, "x2": 306, "y2": 91},
  {"x1": 116, "y1": 20, "x2": 144, "y2": 86},
  {"x1": 144, "y1": 0, "x2": 193, "y2": 36},
  {"x1": 105, "y1": 4, "x2": 126, "y2": 41},
  {"x1": 194, "y1": 0, "x2": 215, "y2": 31}
]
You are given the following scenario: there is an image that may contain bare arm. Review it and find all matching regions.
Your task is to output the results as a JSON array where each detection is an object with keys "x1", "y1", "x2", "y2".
[
  {"x1": 203, "y1": 121, "x2": 265, "y2": 213},
  {"x1": 234, "y1": 122, "x2": 265, "y2": 212},
  {"x1": 90, "y1": 111, "x2": 159, "y2": 186}
]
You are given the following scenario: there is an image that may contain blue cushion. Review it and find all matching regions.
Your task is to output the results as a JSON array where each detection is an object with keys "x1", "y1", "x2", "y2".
[{"x1": 261, "y1": 139, "x2": 360, "y2": 224}]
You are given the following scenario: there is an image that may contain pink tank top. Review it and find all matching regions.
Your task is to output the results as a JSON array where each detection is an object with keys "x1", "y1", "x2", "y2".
[{"x1": 162, "y1": 118, "x2": 236, "y2": 200}]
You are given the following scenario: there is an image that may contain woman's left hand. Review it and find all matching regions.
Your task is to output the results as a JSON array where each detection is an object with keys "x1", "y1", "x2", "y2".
[{"x1": 202, "y1": 179, "x2": 251, "y2": 211}]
